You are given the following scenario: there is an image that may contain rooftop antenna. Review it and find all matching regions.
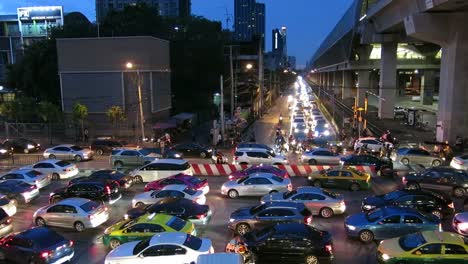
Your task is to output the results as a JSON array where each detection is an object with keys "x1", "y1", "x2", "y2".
[{"x1": 224, "y1": 7, "x2": 232, "y2": 30}]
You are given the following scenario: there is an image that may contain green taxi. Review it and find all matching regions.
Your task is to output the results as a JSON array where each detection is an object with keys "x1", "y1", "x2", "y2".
[
  {"x1": 377, "y1": 231, "x2": 468, "y2": 264},
  {"x1": 307, "y1": 167, "x2": 371, "y2": 191},
  {"x1": 103, "y1": 213, "x2": 196, "y2": 249}
]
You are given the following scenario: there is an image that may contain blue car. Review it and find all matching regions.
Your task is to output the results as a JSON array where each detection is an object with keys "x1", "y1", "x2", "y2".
[{"x1": 344, "y1": 207, "x2": 440, "y2": 243}]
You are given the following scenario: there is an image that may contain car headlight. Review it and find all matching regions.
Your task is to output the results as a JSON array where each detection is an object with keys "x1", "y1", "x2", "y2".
[
  {"x1": 174, "y1": 154, "x2": 181, "y2": 158},
  {"x1": 27, "y1": 144, "x2": 34, "y2": 149},
  {"x1": 124, "y1": 214, "x2": 129, "y2": 220},
  {"x1": 0, "y1": 149, "x2": 6, "y2": 154},
  {"x1": 363, "y1": 205, "x2": 375, "y2": 210},
  {"x1": 314, "y1": 131, "x2": 319, "y2": 137},
  {"x1": 304, "y1": 129, "x2": 309, "y2": 133},
  {"x1": 346, "y1": 225, "x2": 356, "y2": 231},
  {"x1": 207, "y1": 149, "x2": 212, "y2": 152},
  {"x1": 323, "y1": 130, "x2": 330, "y2": 136},
  {"x1": 295, "y1": 129, "x2": 299, "y2": 133},
  {"x1": 325, "y1": 124, "x2": 329, "y2": 128},
  {"x1": 381, "y1": 253, "x2": 390, "y2": 261},
  {"x1": 229, "y1": 218, "x2": 235, "y2": 222}
]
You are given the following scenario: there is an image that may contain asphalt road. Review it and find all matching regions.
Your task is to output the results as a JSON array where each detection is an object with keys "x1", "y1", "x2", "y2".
[{"x1": 2, "y1": 172, "x2": 465, "y2": 264}]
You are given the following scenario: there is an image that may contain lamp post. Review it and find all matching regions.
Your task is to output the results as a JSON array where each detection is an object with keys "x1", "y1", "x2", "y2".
[{"x1": 126, "y1": 62, "x2": 145, "y2": 142}]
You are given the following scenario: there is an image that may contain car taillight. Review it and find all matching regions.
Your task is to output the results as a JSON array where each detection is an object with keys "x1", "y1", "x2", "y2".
[
  {"x1": 30, "y1": 185, "x2": 36, "y2": 189},
  {"x1": 304, "y1": 215, "x2": 312, "y2": 224},
  {"x1": 88, "y1": 214, "x2": 95, "y2": 220},
  {"x1": 104, "y1": 206, "x2": 108, "y2": 211},
  {"x1": 106, "y1": 186, "x2": 111, "y2": 195},
  {"x1": 237, "y1": 244, "x2": 247, "y2": 253},
  {"x1": 196, "y1": 213, "x2": 206, "y2": 219},
  {"x1": 41, "y1": 251, "x2": 51, "y2": 258},
  {"x1": 340, "y1": 201, "x2": 345, "y2": 206},
  {"x1": 325, "y1": 244, "x2": 332, "y2": 252},
  {"x1": 69, "y1": 240, "x2": 74, "y2": 247},
  {"x1": 234, "y1": 156, "x2": 238, "y2": 161},
  {"x1": 228, "y1": 175, "x2": 234, "y2": 180},
  {"x1": 6, "y1": 218, "x2": 11, "y2": 224},
  {"x1": 449, "y1": 203, "x2": 454, "y2": 209},
  {"x1": 287, "y1": 183, "x2": 292, "y2": 190}
]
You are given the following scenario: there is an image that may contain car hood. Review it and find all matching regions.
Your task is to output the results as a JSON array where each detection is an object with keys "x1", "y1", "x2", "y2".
[
  {"x1": 126, "y1": 208, "x2": 146, "y2": 219},
  {"x1": 134, "y1": 191, "x2": 152, "y2": 201},
  {"x1": 261, "y1": 192, "x2": 284, "y2": 203},
  {"x1": 363, "y1": 195, "x2": 386, "y2": 207},
  {"x1": 345, "y1": 212, "x2": 369, "y2": 226},
  {"x1": 106, "y1": 240, "x2": 140, "y2": 259},
  {"x1": 222, "y1": 180, "x2": 239, "y2": 188},
  {"x1": 230, "y1": 207, "x2": 252, "y2": 219},
  {"x1": 378, "y1": 237, "x2": 405, "y2": 257}
]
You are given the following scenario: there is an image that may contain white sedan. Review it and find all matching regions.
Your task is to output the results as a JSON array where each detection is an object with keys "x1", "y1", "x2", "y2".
[
  {"x1": 22, "y1": 159, "x2": 79, "y2": 181},
  {"x1": 104, "y1": 232, "x2": 213, "y2": 264},
  {"x1": 131, "y1": 184, "x2": 206, "y2": 208},
  {"x1": 0, "y1": 169, "x2": 51, "y2": 189},
  {"x1": 450, "y1": 154, "x2": 468, "y2": 171}
]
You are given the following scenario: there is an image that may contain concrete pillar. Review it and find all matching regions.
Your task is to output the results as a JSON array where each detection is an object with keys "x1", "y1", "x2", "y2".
[
  {"x1": 357, "y1": 71, "x2": 369, "y2": 106},
  {"x1": 342, "y1": 70, "x2": 353, "y2": 100},
  {"x1": 327, "y1": 72, "x2": 332, "y2": 91},
  {"x1": 421, "y1": 70, "x2": 435, "y2": 105},
  {"x1": 333, "y1": 71, "x2": 342, "y2": 96},
  {"x1": 378, "y1": 42, "x2": 397, "y2": 119},
  {"x1": 405, "y1": 12, "x2": 468, "y2": 142}
]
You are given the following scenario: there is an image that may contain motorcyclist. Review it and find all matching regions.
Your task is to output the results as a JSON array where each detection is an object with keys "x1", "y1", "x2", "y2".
[{"x1": 279, "y1": 114, "x2": 283, "y2": 124}]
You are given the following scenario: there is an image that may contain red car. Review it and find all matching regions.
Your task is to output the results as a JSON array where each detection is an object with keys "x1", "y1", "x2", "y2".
[
  {"x1": 228, "y1": 165, "x2": 289, "y2": 181},
  {"x1": 144, "y1": 174, "x2": 209, "y2": 194}
]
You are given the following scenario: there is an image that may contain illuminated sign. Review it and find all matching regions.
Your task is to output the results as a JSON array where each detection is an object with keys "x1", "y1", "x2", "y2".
[{"x1": 17, "y1": 6, "x2": 63, "y2": 21}]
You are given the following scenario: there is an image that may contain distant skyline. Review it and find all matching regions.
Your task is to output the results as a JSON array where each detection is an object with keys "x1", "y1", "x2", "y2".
[{"x1": 0, "y1": 0, "x2": 354, "y2": 68}]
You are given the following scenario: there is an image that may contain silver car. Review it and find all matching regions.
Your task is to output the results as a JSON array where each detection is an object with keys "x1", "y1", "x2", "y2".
[
  {"x1": 453, "y1": 212, "x2": 468, "y2": 236},
  {"x1": 301, "y1": 148, "x2": 340, "y2": 165},
  {"x1": 43, "y1": 144, "x2": 94, "y2": 162},
  {"x1": 0, "y1": 195, "x2": 17, "y2": 216},
  {"x1": 23, "y1": 159, "x2": 79, "y2": 181},
  {"x1": 260, "y1": 186, "x2": 346, "y2": 218},
  {"x1": 0, "y1": 169, "x2": 51, "y2": 189},
  {"x1": 391, "y1": 147, "x2": 442, "y2": 167},
  {"x1": 33, "y1": 198, "x2": 109, "y2": 232},
  {"x1": 221, "y1": 173, "x2": 292, "y2": 199},
  {"x1": 132, "y1": 184, "x2": 206, "y2": 208}
]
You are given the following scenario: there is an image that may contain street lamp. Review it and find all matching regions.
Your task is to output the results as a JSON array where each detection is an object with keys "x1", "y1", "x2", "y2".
[
  {"x1": 125, "y1": 61, "x2": 145, "y2": 142},
  {"x1": 245, "y1": 63, "x2": 253, "y2": 70}
]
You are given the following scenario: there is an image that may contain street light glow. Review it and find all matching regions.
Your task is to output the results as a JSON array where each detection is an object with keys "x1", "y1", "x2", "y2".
[
  {"x1": 126, "y1": 62, "x2": 134, "y2": 69},
  {"x1": 246, "y1": 63, "x2": 253, "y2": 70}
]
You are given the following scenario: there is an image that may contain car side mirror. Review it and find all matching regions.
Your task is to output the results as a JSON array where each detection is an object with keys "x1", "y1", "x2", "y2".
[{"x1": 138, "y1": 254, "x2": 144, "y2": 258}]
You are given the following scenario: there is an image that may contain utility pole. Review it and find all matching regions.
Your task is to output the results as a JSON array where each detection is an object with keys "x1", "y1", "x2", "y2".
[
  {"x1": 258, "y1": 36, "x2": 264, "y2": 116},
  {"x1": 229, "y1": 46, "x2": 235, "y2": 118},
  {"x1": 137, "y1": 70, "x2": 145, "y2": 142},
  {"x1": 220, "y1": 75, "x2": 225, "y2": 142}
]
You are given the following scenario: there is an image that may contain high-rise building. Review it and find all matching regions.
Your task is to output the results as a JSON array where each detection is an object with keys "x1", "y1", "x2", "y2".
[
  {"x1": 288, "y1": 56, "x2": 296, "y2": 69},
  {"x1": 234, "y1": 0, "x2": 265, "y2": 48},
  {"x1": 271, "y1": 27, "x2": 287, "y2": 68},
  {"x1": 96, "y1": 0, "x2": 191, "y2": 22}
]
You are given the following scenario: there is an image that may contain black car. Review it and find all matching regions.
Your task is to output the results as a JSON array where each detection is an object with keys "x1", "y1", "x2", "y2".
[
  {"x1": 124, "y1": 197, "x2": 211, "y2": 224},
  {"x1": 141, "y1": 147, "x2": 183, "y2": 159},
  {"x1": 403, "y1": 167, "x2": 468, "y2": 198},
  {"x1": 3, "y1": 138, "x2": 40, "y2": 154},
  {"x1": 171, "y1": 143, "x2": 211, "y2": 158},
  {"x1": 91, "y1": 139, "x2": 123, "y2": 155},
  {"x1": 69, "y1": 170, "x2": 134, "y2": 189},
  {"x1": 361, "y1": 189, "x2": 455, "y2": 219},
  {"x1": 0, "y1": 227, "x2": 74, "y2": 264},
  {"x1": 340, "y1": 154, "x2": 393, "y2": 176},
  {"x1": 228, "y1": 223, "x2": 333, "y2": 264},
  {"x1": 0, "y1": 144, "x2": 11, "y2": 160},
  {"x1": 0, "y1": 208, "x2": 12, "y2": 238},
  {"x1": 49, "y1": 180, "x2": 121, "y2": 204},
  {"x1": 0, "y1": 180, "x2": 39, "y2": 204}
]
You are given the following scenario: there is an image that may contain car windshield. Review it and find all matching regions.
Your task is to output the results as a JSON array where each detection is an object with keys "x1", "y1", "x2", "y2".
[
  {"x1": 70, "y1": 146, "x2": 83, "y2": 151},
  {"x1": 322, "y1": 189, "x2": 338, "y2": 198},
  {"x1": 33, "y1": 231, "x2": 66, "y2": 248},
  {"x1": 80, "y1": 201, "x2": 101, "y2": 212},
  {"x1": 187, "y1": 177, "x2": 204, "y2": 185},
  {"x1": 166, "y1": 216, "x2": 187, "y2": 231},
  {"x1": 55, "y1": 161, "x2": 71, "y2": 167},
  {"x1": 383, "y1": 191, "x2": 403, "y2": 201},
  {"x1": 139, "y1": 149, "x2": 152, "y2": 156},
  {"x1": 183, "y1": 234, "x2": 202, "y2": 250},
  {"x1": 183, "y1": 187, "x2": 197, "y2": 195},
  {"x1": 250, "y1": 204, "x2": 266, "y2": 214},
  {"x1": 399, "y1": 233, "x2": 427, "y2": 251},
  {"x1": 25, "y1": 170, "x2": 41, "y2": 178},
  {"x1": 347, "y1": 167, "x2": 364, "y2": 176},
  {"x1": 283, "y1": 190, "x2": 297, "y2": 199},
  {"x1": 133, "y1": 238, "x2": 150, "y2": 255},
  {"x1": 120, "y1": 219, "x2": 137, "y2": 230},
  {"x1": 237, "y1": 177, "x2": 248, "y2": 184},
  {"x1": 271, "y1": 175, "x2": 283, "y2": 183},
  {"x1": 366, "y1": 208, "x2": 383, "y2": 222}
]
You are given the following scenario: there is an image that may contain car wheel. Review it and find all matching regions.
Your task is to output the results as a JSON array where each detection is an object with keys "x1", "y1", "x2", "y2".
[
  {"x1": 134, "y1": 175, "x2": 143, "y2": 184},
  {"x1": 74, "y1": 221, "x2": 85, "y2": 232},
  {"x1": 74, "y1": 155, "x2": 83, "y2": 162},
  {"x1": 431, "y1": 210, "x2": 443, "y2": 219},
  {"x1": 24, "y1": 149, "x2": 29, "y2": 154},
  {"x1": 401, "y1": 158, "x2": 410, "y2": 165},
  {"x1": 51, "y1": 173, "x2": 60, "y2": 181},
  {"x1": 96, "y1": 149, "x2": 104, "y2": 156},
  {"x1": 109, "y1": 239, "x2": 121, "y2": 249},
  {"x1": 453, "y1": 187, "x2": 466, "y2": 198},
  {"x1": 228, "y1": 189, "x2": 239, "y2": 199},
  {"x1": 114, "y1": 161, "x2": 124, "y2": 168},
  {"x1": 312, "y1": 180, "x2": 321, "y2": 187},
  {"x1": 35, "y1": 217, "x2": 46, "y2": 227},
  {"x1": 49, "y1": 154, "x2": 56, "y2": 159},
  {"x1": 406, "y1": 182, "x2": 420, "y2": 190},
  {"x1": 305, "y1": 255, "x2": 319, "y2": 264},
  {"x1": 380, "y1": 166, "x2": 393, "y2": 177},
  {"x1": 320, "y1": 207, "x2": 334, "y2": 218},
  {"x1": 308, "y1": 159, "x2": 317, "y2": 165},
  {"x1": 432, "y1": 159, "x2": 441, "y2": 166},
  {"x1": 359, "y1": 230, "x2": 374, "y2": 243},
  {"x1": 350, "y1": 183, "x2": 360, "y2": 191},
  {"x1": 269, "y1": 190, "x2": 278, "y2": 194},
  {"x1": 200, "y1": 152, "x2": 207, "y2": 158},
  {"x1": 135, "y1": 202, "x2": 145, "y2": 208},
  {"x1": 236, "y1": 223, "x2": 251, "y2": 235}
]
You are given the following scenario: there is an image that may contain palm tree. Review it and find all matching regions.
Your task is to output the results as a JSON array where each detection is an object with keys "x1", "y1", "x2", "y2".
[
  {"x1": 72, "y1": 103, "x2": 88, "y2": 142},
  {"x1": 106, "y1": 106, "x2": 126, "y2": 137}
]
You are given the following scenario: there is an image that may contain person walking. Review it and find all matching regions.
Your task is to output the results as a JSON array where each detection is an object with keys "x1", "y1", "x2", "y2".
[{"x1": 83, "y1": 128, "x2": 89, "y2": 143}]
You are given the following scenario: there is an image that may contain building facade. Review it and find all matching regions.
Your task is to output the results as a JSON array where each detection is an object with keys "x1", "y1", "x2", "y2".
[
  {"x1": 269, "y1": 27, "x2": 287, "y2": 69},
  {"x1": 56, "y1": 36, "x2": 171, "y2": 135},
  {"x1": 234, "y1": 0, "x2": 265, "y2": 49},
  {"x1": 96, "y1": 0, "x2": 191, "y2": 22}
]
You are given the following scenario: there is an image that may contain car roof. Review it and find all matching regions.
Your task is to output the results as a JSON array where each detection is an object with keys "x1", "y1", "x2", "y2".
[
  {"x1": 16, "y1": 227, "x2": 60, "y2": 240},
  {"x1": 262, "y1": 201, "x2": 304, "y2": 210},
  {"x1": 56, "y1": 197, "x2": 93, "y2": 206},
  {"x1": 136, "y1": 212, "x2": 173, "y2": 224},
  {"x1": 358, "y1": 137, "x2": 378, "y2": 141},
  {"x1": 149, "y1": 231, "x2": 188, "y2": 245},
  {"x1": 150, "y1": 159, "x2": 188, "y2": 165},
  {"x1": 296, "y1": 186, "x2": 323, "y2": 194},
  {"x1": 273, "y1": 223, "x2": 311, "y2": 235},
  {"x1": 236, "y1": 148, "x2": 269, "y2": 153},
  {"x1": 248, "y1": 172, "x2": 278, "y2": 178},
  {"x1": 422, "y1": 231, "x2": 465, "y2": 244},
  {"x1": 161, "y1": 184, "x2": 189, "y2": 191},
  {"x1": 37, "y1": 159, "x2": 63, "y2": 164},
  {"x1": 51, "y1": 144, "x2": 76, "y2": 148},
  {"x1": 8, "y1": 168, "x2": 35, "y2": 174},
  {"x1": 379, "y1": 206, "x2": 422, "y2": 215},
  {"x1": 309, "y1": 148, "x2": 331, "y2": 153}
]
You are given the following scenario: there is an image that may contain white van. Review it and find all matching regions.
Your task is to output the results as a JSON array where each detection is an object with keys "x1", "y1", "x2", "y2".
[
  {"x1": 197, "y1": 253, "x2": 244, "y2": 264},
  {"x1": 129, "y1": 159, "x2": 193, "y2": 183}
]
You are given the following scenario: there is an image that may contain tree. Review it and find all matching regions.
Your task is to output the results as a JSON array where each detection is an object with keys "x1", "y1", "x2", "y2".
[
  {"x1": 73, "y1": 103, "x2": 88, "y2": 141},
  {"x1": 38, "y1": 102, "x2": 62, "y2": 144},
  {"x1": 106, "y1": 106, "x2": 126, "y2": 137}
]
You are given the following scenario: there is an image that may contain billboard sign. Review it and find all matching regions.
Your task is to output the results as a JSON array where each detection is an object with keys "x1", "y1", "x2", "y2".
[{"x1": 17, "y1": 6, "x2": 63, "y2": 21}]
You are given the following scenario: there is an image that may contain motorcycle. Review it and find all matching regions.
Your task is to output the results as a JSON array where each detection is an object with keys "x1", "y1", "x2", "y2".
[{"x1": 211, "y1": 150, "x2": 228, "y2": 164}]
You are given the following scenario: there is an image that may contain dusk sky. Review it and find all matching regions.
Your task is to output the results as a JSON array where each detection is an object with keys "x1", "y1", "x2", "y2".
[{"x1": 0, "y1": 0, "x2": 354, "y2": 68}]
